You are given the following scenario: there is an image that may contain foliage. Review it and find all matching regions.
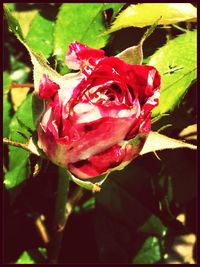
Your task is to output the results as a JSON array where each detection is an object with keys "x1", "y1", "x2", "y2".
[
  {"x1": 108, "y1": 3, "x2": 196, "y2": 32},
  {"x1": 149, "y1": 30, "x2": 197, "y2": 118},
  {"x1": 3, "y1": 3, "x2": 197, "y2": 264}
]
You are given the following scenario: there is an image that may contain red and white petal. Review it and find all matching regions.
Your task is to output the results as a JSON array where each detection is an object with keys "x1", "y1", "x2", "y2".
[
  {"x1": 68, "y1": 143, "x2": 135, "y2": 179},
  {"x1": 39, "y1": 74, "x2": 60, "y2": 99},
  {"x1": 66, "y1": 41, "x2": 105, "y2": 70},
  {"x1": 64, "y1": 116, "x2": 135, "y2": 163}
]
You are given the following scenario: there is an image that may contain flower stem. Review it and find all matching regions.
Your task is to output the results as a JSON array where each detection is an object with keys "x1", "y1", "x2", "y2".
[
  {"x1": 47, "y1": 168, "x2": 84, "y2": 263},
  {"x1": 47, "y1": 168, "x2": 69, "y2": 263}
]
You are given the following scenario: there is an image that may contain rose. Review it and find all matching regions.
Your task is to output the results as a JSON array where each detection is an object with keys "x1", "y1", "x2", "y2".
[{"x1": 34, "y1": 41, "x2": 160, "y2": 179}]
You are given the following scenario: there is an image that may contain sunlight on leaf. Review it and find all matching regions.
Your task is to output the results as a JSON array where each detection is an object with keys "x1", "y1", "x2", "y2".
[
  {"x1": 140, "y1": 131, "x2": 197, "y2": 156},
  {"x1": 179, "y1": 124, "x2": 197, "y2": 141},
  {"x1": 13, "y1": 10, "x2": 38, "y2": 38},
  {"x1": 108, "y1": 3, "x2": 197, "y2": 33},
  {"x1": 26, "y1": 13, "x2": 54, "y2": 58},
  {"x1": 149, "y1": 30, "x2": 197, "y2": 118},
  {"x1": 164, "y1": 234, "x2": 196, "y2": 264},
  {"x1": 10, "y1": 87, "x2": 30, "y2": 111}
]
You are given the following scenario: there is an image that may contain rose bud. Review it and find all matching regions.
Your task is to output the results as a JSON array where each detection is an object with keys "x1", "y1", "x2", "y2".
[{"x1": 35, "y1": 41, "x2": 161, "y2": 179}]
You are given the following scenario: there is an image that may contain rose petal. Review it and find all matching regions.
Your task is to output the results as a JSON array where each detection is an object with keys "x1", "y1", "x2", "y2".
[
  {"x1": 37, "y1": 43, "x2": 161, "y2": 179},
  {"x1": 39, "y1": 74, "x2": 60, "y2": 99},
  {"x1": 66, "y1": 41, "x2": 105, "y2": 70},
  {"x1": 68, "y1": 144, "x2": 135, "y2": 179},
  {"x1": 67, "y1": 116, "x2": 135, "y2": 163}
]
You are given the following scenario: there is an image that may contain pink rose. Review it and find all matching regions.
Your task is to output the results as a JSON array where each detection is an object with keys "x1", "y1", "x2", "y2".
[{"x1": 35, "y1": 41, "x2": 160, "y2": 179}]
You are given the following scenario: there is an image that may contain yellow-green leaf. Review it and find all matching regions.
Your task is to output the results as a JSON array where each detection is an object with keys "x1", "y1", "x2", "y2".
[
  {"x1": 3, "y1": 72, "x2": 11, "y2": 137},
  {"x1": 149, "y1": 30, "x2": 197, "y2": 118},
  {"x1": 26, "y1": 13, "x2": 55, "y2": 58},
  {"x1": 108, "y1": 3, "x2": 197, "y2": 33},
  {"x1": 140, "y1": 131, "x2": 197, "y2": 156},
  {"x1": 10, "y1": 87, "x2": 30, "y2": 111},
  {"x1": 4, "y1": 4, "x2": 24, "y2": 41},
  {"x1": 4, "y1": 5, "x2": 60, "y2": 92},
  {"x1": 13, "y1": 9, "x2": 38, "y2": 38}
]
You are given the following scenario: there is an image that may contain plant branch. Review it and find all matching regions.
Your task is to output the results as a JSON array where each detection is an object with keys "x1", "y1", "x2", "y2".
[
  {"x1": 3, "y1": 137, "x2": 41, "y2": 156},
  {"x1": 3, "y1": 137, "x2": 30, "y2": 151},
  {"x1": 35, "y1": 214, "x2": 50, "y2": 245},
  {"x1": 10, "y1": 83, "x2": 34, "y2": 89}
]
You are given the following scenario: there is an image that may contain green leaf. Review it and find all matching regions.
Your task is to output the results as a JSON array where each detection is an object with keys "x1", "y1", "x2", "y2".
[
  {"x1": 95, "y1": 168, "x2": 163, "y2": 262},
  {"x1": 54, "y1": 3, "x2": 123, "y2": 73},
  {"x1": 3, "y1": 72, "x2": 11, "y2": 95},
  {"x1": 140, "y1": 131, "x2": 197, "y2": 156},
  {"x1": 10, "y1": 55, "x2": 31, "y2": 83},
  {"x1": 3, "y1": 72, "x2": 12, "y2": 137},
  {"x1": 149, "y1": 30, "x2": 197, "y2": 118},
  {"x1": 138, "y1": 215, "x2": 167, "y2": 237},
  {"x1": 3, "y1": 4, "x2": 24, "y2": 42},
  {"x1": 4, "y1": 5, "x2": 61, "y2": 127},
  {"x1": 103, "y1": 3, "x2": 124, "y2": 21},
  {"x1": 132, "y1": 236, "x2": 161, "y2": 264},
  {"x1": 82, "y1": 196, "x2": 95, "y2": 210},
  {"x1": 4, "y1": 4, "x2": 61, "y2": 91},
  {"x1": 4, "y1": 94, "x2": 34, "y2": 189},
  {"x1": 4, "y1": 153, "x2": 30, "y2": 189},
  {"x1": 6, "y1": 3, "x2": 16, "y2": 11},
  {"x1": 166, "y1": 175, "x2": 173, "y2": 203},
  {"x1": 26, "y1": 13, "x2": 54, "y2": 58},
  {"x1": 108, "y1": 3, "x2": 197, "y2": 33},
  {"x1": 16, "y1": 251, "x2": 35, "y2": 264},
  {"x1": 3, "y1": 97, "x2": 12, "y2": 138},
  {"x1": 15, "y1": 247, "x2": 47, "y2": 264},
  {"x1": 157, "y1": 174, "x2": 174, "y2": 207},
  {"x1": 158, "y1": 149, "x2": 196, "y2": 205},
  {"x1": 10, "y1": 94, "x2": 35, "y2": 131},
  {"x1": 13, "y1": 9, "x2": 38, "y2": 38}
]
